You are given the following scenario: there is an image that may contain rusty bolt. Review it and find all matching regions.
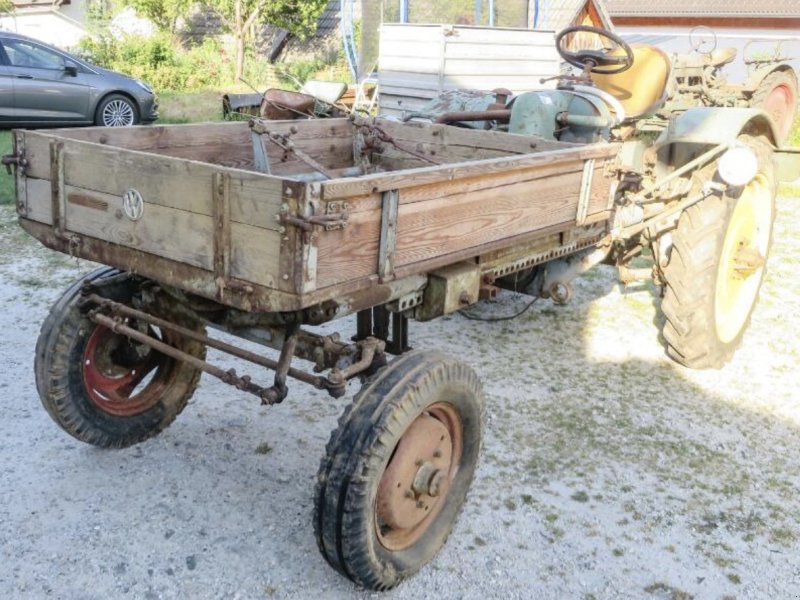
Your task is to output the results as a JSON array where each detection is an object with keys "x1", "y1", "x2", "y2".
[
  {"x1": 428, "y1": 470, "x2": 445, "y2": 497},
  {"x1": 459, "y1": 291, "x2": 471, "y2": 305},
  {"x1": 416, "y1": 500, "x2": 425, "y2": 509},
  {"x1": 433, "y1": 449, "x2": 442, "y2": 458},
  {"x1": 405, "y1": 491, "x2": 414, "y2": 499}
]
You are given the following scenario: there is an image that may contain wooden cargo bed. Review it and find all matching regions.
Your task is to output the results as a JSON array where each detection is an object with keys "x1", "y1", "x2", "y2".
[{"x1": 15, "y1": 118, "x2": 619, "y2": 313}]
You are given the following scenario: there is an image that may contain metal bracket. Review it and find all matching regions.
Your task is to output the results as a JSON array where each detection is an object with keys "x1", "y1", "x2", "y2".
[
  {"x1": 378, "y1": 189, "x2": 399, "y2": 282},
  {"x1": 278, "y1": 202, "x2": 349, "y2": 233},
  {"x1": 576, "y1": 158, "x2": 595, "y2": 226}
]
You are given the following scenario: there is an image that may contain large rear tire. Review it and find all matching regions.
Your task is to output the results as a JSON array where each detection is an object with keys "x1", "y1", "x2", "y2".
[
  {"x1": 313, "y1": 350, "x2": 484, "y2": 590},
  {"x1": 661, "y1": 136, "x2": 776, "y2": 369},
  {"x1": 751, "y1": 70, "x2": 798, "y2": 144},
  {"x1": 35, "y1": 268, "x2": 205, "y2": 448}
]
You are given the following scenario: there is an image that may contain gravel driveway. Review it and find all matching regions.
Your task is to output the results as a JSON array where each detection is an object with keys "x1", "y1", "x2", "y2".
[{"x1": 1, "y1": 197, "x2": 798, "y2": 600}]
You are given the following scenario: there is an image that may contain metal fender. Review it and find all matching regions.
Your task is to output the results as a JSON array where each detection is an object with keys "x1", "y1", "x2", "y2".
[
  {"x1": 743, "y1": 63, "x2": 797, "y2": 93},
  {"x1": 655, "y1": 107, "x2": 779, "y2": 149}
]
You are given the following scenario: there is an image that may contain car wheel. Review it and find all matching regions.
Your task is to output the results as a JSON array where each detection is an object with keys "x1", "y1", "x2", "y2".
[{"x1": 96, "y1": 94, "x2": 139, "y2": 127}]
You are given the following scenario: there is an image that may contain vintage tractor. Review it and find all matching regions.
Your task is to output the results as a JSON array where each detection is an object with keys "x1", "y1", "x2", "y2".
[
  {"x1": 408, "y1": 24, "x2": 797, "y2": 368},
  {"x1": 654, "y1": 27, "x2": 798, "y2": 143}
]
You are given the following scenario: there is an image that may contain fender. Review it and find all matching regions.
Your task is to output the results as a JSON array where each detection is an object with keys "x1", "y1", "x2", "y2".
[
  {"x1": 743, "y1": 63, "x2": 797, "y2": 93},
  {"x1": 655, "y1": 107, "x2": 779, "y2": 149}
]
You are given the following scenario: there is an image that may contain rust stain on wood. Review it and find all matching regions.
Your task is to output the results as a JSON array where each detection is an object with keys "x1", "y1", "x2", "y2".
[{"x1": 67, "y1": 192, "x2": 109, "y2": 211}]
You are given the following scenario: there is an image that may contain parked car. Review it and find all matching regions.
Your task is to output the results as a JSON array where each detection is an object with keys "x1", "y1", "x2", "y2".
[{"x1": 0, "y1": 31, "x2": 157, "y2": 127}]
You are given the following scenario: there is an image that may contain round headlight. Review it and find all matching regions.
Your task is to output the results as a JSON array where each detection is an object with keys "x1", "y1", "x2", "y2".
[{"x1": 718, "y1": 145, "x2": 758, "y2": 187}]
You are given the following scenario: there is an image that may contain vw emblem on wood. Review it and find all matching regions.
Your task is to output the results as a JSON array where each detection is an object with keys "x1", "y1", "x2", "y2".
[{"x1": 122, "y1": 189, "x2": 144, "y2": 221}]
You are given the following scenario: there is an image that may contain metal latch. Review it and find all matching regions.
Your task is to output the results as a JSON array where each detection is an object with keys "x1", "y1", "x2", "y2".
[
  {"x1": 278, "y1": 202, "x2": 349, "y2": 233},
  {"x1": 1, "y1": 152, "x2": 27, "y2": 175}
]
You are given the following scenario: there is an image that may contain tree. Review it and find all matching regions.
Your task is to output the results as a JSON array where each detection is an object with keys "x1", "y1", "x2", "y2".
[
  {"x1": 122, "y1": 0, "x2": 193, "y2": 33},
  {"x1": 203, "y1": 0, "x2": 328, "y2": 80}
]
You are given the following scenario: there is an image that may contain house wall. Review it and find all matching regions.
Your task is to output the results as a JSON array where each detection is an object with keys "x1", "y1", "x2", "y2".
[
  {"x1": 378, "y1": 24, "x2": 559, "y2": 118},
  {"x1": 0, "y1": 0, "x2": 89, "y2": 48}
]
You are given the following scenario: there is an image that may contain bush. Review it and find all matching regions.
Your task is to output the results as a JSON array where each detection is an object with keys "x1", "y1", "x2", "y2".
[{"x1": 77, "y1": 32, "x2": 349, "y2": 93}]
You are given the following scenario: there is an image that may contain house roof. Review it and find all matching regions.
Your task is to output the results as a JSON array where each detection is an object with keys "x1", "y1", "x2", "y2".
[
  {"x1": 539, "y1": 0, "x2": 615, "y2": 31},
  {"x1": 605, "y1": 0, "x2": 800, "y2": 18}
]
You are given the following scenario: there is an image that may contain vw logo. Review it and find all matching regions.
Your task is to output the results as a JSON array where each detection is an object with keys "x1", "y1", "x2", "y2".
[{"x1": 122, "y1": 189, "x2": 144, "y2": 221}]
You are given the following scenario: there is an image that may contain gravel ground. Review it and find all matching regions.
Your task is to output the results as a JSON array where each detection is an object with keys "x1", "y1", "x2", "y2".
[{"x1": 1, "y1": 196, "x2": 799, "y2": 600}]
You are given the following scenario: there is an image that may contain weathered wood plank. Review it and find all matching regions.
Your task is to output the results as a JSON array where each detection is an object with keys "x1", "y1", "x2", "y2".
[
  {"x1": 63, "y1": 185, "x2": 214, "y2": 270},
  {"x1": 322, "y1": 143, "x2": 619, "y2": 199},
  {"x1": 229, "y1": 222, "x2": 282, "y2": 288},
  {"x1": 23, "y1": 132, "x2": 286, "y2": 231},
  {"x1": 23, "y1": 177, "x2": 53, "y2": 225},
  {"x1": 316, "y1": 166, "x2": 603, "y2": 288}
]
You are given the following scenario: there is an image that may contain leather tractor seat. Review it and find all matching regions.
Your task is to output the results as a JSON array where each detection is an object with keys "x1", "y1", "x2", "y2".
[{"x1": 592, "y1": 44, "x2": 672, "y2": 120}]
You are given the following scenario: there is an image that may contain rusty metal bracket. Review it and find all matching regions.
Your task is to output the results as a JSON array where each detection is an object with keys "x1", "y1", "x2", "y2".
[
  {"x1": 278, "y1": 203, "x2": 349, "y2": 233},
  {"x1": 1, "y1": 152, "x2": 27, "y2": 175},
  {"x1": 378, "y1": 189, "x2": 399, "y2": 282}
]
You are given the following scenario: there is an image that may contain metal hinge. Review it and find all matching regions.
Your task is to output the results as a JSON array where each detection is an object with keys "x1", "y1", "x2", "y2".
[{"x1": 277, "y1": 202, "x2": 349, "y2": 233}]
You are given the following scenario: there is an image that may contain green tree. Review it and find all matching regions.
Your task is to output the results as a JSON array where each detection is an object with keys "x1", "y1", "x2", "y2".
[
  {"x1": 203, "y1": 0, "x2": 328, "y2": 80},
  {"x1": 123, "y1": 0, "x2": 193, "y2": 33},
  {"x1": 0, "y1": 0, "x2": 14, "y2": 14}
]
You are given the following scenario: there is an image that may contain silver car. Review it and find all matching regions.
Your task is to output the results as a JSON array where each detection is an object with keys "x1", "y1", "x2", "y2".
[{"x1": 0, "y1": 31, "x2": 158, "y2": 127}]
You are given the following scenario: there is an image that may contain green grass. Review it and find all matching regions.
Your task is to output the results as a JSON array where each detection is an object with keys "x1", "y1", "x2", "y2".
[
  {"x1": 0, "y1": 131, "x2": 13, "y2": 205},
  {"x1": 157, "y1": 90, "x2": 226, "y2": 124}
]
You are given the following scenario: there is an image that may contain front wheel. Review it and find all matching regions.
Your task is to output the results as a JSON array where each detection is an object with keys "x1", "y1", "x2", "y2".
[
  {"x1": 95, "y1": 93, "x2": 139, "y2": 127},
  {"x1": 35, "y1": 268, "x2": 206, "y2": 448},
  {"x1": 661, "y1": 136, "x2": 776, "y2": 369},
  {"x1": 314, "y1": 351, "x2": 484, "y2": 590}
]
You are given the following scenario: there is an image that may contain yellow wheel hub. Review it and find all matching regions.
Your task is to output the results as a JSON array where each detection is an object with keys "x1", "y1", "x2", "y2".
[{"x1": 714, "y1": 173, "x2": 772, "y2": 344}]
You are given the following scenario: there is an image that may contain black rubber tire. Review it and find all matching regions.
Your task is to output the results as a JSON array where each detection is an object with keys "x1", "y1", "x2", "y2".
[
  {"x1": 661, "y1": 136, "x2": 776, "y2": 369},
  {"x1": 94, "y1": 93, "x2": 140, "y2": 127},
  {"x1": 751, "y1": 70, "x2": 798, "y2": 145},
  {"x1": 313, "y1": 350, "x2": 484, "y2": 590},
  {"x1": 35, "y1": 267, "x2": 205, "y2": 448}
]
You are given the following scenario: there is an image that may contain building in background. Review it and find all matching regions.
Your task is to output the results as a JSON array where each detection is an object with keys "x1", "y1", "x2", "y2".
[
  {"x1": 0, "y1": 0, "x2": 89, "y2": 47},
  {"x1": 606, "y1": 0, "x2": 800, "y2": 83}
]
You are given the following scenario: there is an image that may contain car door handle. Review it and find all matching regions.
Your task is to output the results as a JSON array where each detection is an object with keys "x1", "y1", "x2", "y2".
[{"x1": 15, "y1": 75, "x2": 34, "y2": 79}]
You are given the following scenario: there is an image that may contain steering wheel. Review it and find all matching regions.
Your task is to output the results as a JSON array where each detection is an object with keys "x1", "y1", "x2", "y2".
[
  {"x1": 689, "y1": 25, "x2": 717, "y2": 55},
  {"x1": 555, "y1": 26, "x2": 634, "y2": 75}
]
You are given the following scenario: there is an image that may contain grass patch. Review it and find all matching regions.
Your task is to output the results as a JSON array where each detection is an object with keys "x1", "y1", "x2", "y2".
[
  {"x1": 158, "y1": 90, "x2": 227, "y2": 124},
  {"x1": 0, "y1": 131, "x2": 14, "y2": 205}
]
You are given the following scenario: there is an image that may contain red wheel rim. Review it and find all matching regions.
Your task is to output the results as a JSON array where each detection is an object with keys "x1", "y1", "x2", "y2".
[
  {"x1": 761, "y1": 83, "x2": 795, "y2": 139},
  {"x1": 82, "y1": 324, "x2": 173, "y2": 416}
]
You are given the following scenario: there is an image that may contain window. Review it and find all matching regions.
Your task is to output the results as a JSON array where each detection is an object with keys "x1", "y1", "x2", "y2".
[{"x1": 2, "y1": 39, "x2": 66, "y2": 70}]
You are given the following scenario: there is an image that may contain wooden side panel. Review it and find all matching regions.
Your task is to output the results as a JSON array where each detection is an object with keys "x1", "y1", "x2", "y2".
[
  {"x1": 252, "y1": 118, "x2": 355, "y2": 177},
  {"x1": 316, "y1": 146, "x2": 616, "y2": 290},
  {"x1": 22, "y1": 131, "x2": 285, "y2": 231},
  {"x1": 20, "y1": 130, "x2": 286, "y2": 290},
  {"x1": 378, "y1": 24, "x2": 559, "y2": 118},
  {"x1": 51, "y1": 122, "x2": 255, "y2": 169},
  {"x1": 64, "y1": 185, "x2": 214, "y2": 269}
]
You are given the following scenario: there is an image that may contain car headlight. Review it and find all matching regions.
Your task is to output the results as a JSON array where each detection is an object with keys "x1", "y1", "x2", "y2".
[
  {"x1": 718, "y1": 145, "x2": 758, "y2": 187},
  {"x1": 134, "y1": 79, "x2": 153, "y2": 94}
]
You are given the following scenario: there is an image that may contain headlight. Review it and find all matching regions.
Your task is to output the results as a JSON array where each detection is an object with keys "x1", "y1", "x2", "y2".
[
  {"x1": 718, "y1": 145, "x2": 758, "y2": 187},
  {"x1": 134, "y1": 79, "x2": 153, "y2": 94}
]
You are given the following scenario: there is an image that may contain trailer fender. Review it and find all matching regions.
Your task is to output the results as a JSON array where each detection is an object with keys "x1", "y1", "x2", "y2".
[{"x1": 655, "y1": 107, "x2": 779, "y2": 150}]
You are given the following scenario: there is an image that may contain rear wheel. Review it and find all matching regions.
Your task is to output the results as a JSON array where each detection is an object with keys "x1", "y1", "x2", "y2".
[
  {"x1": 36, "y1": 268, "x2": 205, "y2": 448},
  {"x1": 661, "y1": 136, "x2": 776, "y2": 368},
  {"x1": 314, "y1": 351, "x2": 484, "y2": 590},
  {"x1": 751, "y1": 70, "x2": 798, "y2": 144}
]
